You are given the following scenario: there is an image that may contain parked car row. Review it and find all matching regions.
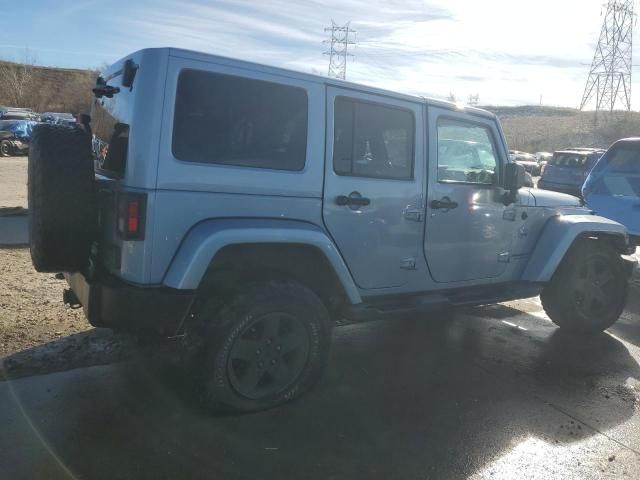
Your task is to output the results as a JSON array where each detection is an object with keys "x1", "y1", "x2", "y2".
[
  {"x1": 0, "y1": 107, "x2": 39, "y2": 121},
  {"x1": 0, "y1": 109, "x2": 77, "y2": 156},
  {"x1": 538, "y1": 148, "x2": 605, "y2": 197},
  {"x1": 0, "y1": 120, "x2": 39, "y2": 156},
  {"x1": 525, "y1": 141, "x2": 640, "y2": 246},
  {"x1": 0, "y1": 107, "x2": 75, "y2": 123},
  {"x1": 509, "y1": 150, "x2": 554, "y2": 176}
]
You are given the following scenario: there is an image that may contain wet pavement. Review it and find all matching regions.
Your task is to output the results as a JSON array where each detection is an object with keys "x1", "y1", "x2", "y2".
[{"x1": 1, "y1": 294, "x2": 639, "y2": 479}]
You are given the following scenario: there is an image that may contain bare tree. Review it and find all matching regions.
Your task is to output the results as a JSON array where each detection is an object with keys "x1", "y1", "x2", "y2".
[{"x1": 0, "y1": 50, "x2": 36, "y2": 108}]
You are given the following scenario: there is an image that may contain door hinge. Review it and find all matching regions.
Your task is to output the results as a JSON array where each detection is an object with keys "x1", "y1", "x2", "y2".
[
  {"x1": 400, "y1": 257, "x2": 417, "y2": 270},
  {"x1": 497, "y1": 251, "x2": 510, "y2": 263}
]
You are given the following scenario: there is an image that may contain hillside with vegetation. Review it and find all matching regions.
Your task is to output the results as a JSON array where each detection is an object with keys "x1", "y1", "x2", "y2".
[
  {"x1": 0, "y1": 60, "x2": 96, "y2": 114},
  {"x1": 485, "y1": 105, "x2": 640, "y2": 153}
]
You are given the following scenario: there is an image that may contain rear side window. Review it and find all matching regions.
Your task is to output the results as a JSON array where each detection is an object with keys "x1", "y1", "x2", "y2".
[
  {"x1": 549, "y1": 153, "x2": 589, "y2": 167},
  {"x1": 591, "y1": 145, "x2": 640, "y2": 197},
  {"x1": 173, "y1": 69, "x2": 308, "y2": 171},
  {"x1": 601, "y1": 145, "x2": 640, "y2": 173},
  {"x1": 333, "y1": 97, "x2": 415, "y2": 180}
]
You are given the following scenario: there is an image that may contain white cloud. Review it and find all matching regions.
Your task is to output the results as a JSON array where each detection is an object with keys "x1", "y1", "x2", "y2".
[{"x1": 18, "y1": 0, "x2": 626, "y2": 108}]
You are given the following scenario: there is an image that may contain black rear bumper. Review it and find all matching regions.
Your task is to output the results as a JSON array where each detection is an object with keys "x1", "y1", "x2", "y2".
[{"x1": 65, "y1": 272, "x2": 196, "y2": 335}]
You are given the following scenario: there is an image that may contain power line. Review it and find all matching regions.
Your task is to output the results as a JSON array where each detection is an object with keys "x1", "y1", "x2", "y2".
[
  {"x1": 580, "y1": 0, "x2": 635, "y2": 111},
  {"x1": 323, "y1": 20, "x2": 356, "y2": 80}
]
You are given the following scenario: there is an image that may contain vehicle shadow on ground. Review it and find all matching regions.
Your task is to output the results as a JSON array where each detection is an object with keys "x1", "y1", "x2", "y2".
[
  {"x1": 608, "y1": 274, "x2": 640, "y2": 346},
  {"x1": 3, "y1": 308, "x2": 639, "y2": 480},
  {"x1": 0, "y1": 328, "x2": 137, "y2": 380}
]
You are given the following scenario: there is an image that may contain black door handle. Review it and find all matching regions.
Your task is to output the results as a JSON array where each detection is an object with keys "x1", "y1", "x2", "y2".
[
  {"x1": 430, "y1": 197, "x2": 459, "y2": 210},
  {"x1": 336, "y1": 195, "x2": 371, "y2": 207}
]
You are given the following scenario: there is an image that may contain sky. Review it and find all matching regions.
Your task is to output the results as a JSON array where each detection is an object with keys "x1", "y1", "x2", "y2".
[{"x1": 0, "y1": 0, "x2": 629, "y2": 108}]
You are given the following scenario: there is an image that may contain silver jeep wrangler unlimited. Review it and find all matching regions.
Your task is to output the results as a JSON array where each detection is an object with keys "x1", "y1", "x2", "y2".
[{"x1": 28, "y1": 48, "x2": 634, "y2": 412}]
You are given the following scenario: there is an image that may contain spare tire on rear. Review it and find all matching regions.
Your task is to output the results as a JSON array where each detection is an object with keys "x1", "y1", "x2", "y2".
[{"x1": 28, "y1": 124, "x2": 96, "y2": 272}]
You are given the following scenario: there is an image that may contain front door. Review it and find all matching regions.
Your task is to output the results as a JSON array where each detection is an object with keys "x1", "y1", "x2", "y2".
[
  {"x1": 424, "y1": 108, "x2": 514, "y2": 283},
  {"x1": 322, "y1": 87, "x2": 424, "y2": 289}
]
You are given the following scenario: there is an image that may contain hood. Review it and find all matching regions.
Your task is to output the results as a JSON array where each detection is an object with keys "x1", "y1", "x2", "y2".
[{"x1": 530, "y1": 188, "x2": 581, "y2": 207}]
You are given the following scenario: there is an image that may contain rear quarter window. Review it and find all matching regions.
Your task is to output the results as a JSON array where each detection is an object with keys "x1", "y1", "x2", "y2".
[
  {"x1": 172, "y1": 69, "x2": 308, "y2": 171},
  {"x1": 549, "y1": 153, "x2": 589, "y2": 167}
]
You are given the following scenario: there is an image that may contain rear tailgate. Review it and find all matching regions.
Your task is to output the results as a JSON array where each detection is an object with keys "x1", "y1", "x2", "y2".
[{"x1": 90, "y1": 49, "x2": 167, "y2": 284}]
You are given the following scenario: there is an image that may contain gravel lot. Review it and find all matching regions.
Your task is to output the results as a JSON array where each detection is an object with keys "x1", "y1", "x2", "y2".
[
  {"x1": 1, "y1": 157, "x2": 91, "y2": 359},
  {"x1": 0, "y1": 248, "x2": 88, "y2": 357},
  {"x1": 0, "y1": 156, "x2": 27, "y2": 209}
]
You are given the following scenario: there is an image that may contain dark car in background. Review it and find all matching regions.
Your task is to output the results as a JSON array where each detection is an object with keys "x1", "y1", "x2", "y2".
[
  {"x1": 40, "y1": 112, "x2": 75, "y2": 125},
  {"x1": 0, "y1": 107, "x2": 38, "y2": 121},
  {"x1": 538, "y1": 148, "x2": 605, "y2": 197},
  {"x1": 510, "y1": 150, "x2": 542, "y2": 175},
  {"x1": 0, "y1": 120, "x2": 39, "y2": 156},
  {"x1": 534, "y1": 151, "x2": 553, "y2": 169},
  {"x1": 583, "y1": 138, "x2": 640, "y2": 244}
]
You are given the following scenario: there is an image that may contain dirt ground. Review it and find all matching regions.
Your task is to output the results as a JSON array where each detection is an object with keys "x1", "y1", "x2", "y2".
[
  {"x1": 0, "y1": 156, "x2": 28, "y2": 209},
  {"x1": 0, "y1": 248, "x2": 89, "y2": 357},
  {"x1": 1, "y1": 157, "x2": 90, "y2": 357}
]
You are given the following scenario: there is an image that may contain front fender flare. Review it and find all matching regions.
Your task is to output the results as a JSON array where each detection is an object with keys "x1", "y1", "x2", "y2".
[
  {"x1": 521, "y1": 214, "x2": 628, "y2": 282},
  {"x1": 162, "y1": 219, "x2": 362, "y2": 304}
]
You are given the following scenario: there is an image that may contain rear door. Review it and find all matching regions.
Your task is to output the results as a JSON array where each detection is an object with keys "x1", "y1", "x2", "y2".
[{"x1": 322, "y1": 87, "x2": 424, "y2": 289}]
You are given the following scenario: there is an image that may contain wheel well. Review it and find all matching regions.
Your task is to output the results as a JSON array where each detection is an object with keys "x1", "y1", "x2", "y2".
[
  {"x1": 575, "y1": 232, "x2": 630, "y2": 254},
  {"x1": 197, "y1": 243, "x2": 349, "y2": 317}
]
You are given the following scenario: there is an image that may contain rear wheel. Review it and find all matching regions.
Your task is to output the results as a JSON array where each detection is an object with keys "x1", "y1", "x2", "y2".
[
  {"x1": 199, "y1": 281, "x2": 331, "y2": 412},
  {"x1": 541, "y1": 238, "x2": 628, "y2": 333},
  {"x1": 0, "y1": 140, "x2": 11, "y2": 157}
]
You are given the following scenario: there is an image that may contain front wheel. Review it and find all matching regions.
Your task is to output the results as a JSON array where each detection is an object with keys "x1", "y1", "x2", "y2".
[
  {"x1": 541, "y1": 238, "x2": 629, "y2": 333},
  {"x1": 199, "y1": 281, "x2": 332, "y2": 413},
  {"x1": 0, "y1": 140, "x2": 11, "y2": 157}
]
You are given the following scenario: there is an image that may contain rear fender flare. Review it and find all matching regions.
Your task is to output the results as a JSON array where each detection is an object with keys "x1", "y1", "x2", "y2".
[{"x1": 162, "y1": 219, "x2": 362, "y2": 304}]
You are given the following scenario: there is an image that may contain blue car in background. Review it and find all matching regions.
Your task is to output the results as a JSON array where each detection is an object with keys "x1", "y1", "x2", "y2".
[
  {"x1": 583, "y1": 138, "x2": 640, "y2": 245},
  {"x1": 538, "y1": 148, "x2": 605, "y2": 197},
  {"x1": 0, "y1": 120, "x2": 39, "y2": 156}
]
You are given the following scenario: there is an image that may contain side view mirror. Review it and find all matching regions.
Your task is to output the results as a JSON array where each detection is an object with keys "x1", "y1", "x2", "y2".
[{"x1": 504, "y1": 162, "x2": 526, "y2": 191}]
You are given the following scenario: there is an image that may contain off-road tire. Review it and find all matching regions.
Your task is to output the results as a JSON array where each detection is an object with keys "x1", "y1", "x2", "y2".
[
  {"x1": 200, "y1": 281, "x2": 332, "y2": 413},
  {"x1": 541, "y1": 238, "x2": 628, "y2": 333},
  {"x1": 0, "y1": 140, "x2": 11, "y2": 157},
  {"x1": 28, "y1": 124, "x2": 96, "y2": 272}
]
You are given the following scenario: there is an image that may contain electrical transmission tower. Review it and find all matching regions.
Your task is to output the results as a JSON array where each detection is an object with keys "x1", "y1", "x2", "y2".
[
  {"x1": 580, "y1": 0, "x2": 635, "y2": 111},
  {"x1": 323, "y1": 21, "x2": 356, "y2": 80}
]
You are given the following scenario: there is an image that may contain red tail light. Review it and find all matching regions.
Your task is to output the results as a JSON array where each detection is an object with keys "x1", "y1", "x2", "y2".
[{"x1": 117, "y1": 192, "x2": 146, "y2": 240}]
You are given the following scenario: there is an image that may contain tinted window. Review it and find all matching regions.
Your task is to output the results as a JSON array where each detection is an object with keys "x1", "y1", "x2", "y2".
[
  {"x1": 333, "y1": 97, "x2": 414, "y2": 180},
  {"x1": 173, "y1": 69, "x2": 308, "y2": 171},
  {"x1": 437, "y1": 120, "x2": 498, "y2": 184},
  {"x1": 549, "y1": 153, "x2": 589, "y2": 168},
  {"x1": 93, "y1": 98, "x2": 129, "y2": 178},
  {"x1": 591, "y1": 145, "x2": 640, "y2": 197},
  {"x1": 601, "y1": 145, "x2": 640, "y2": 173}
]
